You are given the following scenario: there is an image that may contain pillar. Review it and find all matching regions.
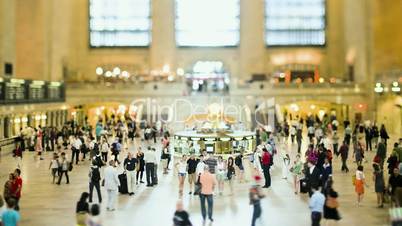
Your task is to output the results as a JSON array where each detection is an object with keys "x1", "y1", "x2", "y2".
[
  {"x1": 150, "y1": 0, "x2": 176, "y2": 73},
  {"x1": 0, "y1": 0, "x2": 16, "y2": 77},
  {"x1": 239, "y1": 0, "x2": 265, "y2": 83}
]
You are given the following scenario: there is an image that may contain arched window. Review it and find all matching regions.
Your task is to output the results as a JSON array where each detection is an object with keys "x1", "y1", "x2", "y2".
[
  {"x1": 175, "y1": 0, "x2": 240, "y2": 47},
  {"x1": 89, "y1": 0, "x2": 151, "y2": 47},
  {"x1": 265, "y1": 0, "x2": 326, "y2": 46}
]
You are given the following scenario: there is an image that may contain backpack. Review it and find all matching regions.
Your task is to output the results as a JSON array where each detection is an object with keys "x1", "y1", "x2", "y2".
[
  {"x1": 90, "y1": 168, "x2": 101, "y2": 181},
  {"x1": 261, "y1": 152, "x2": 272, "y2": 166},
  {"x1": 111, "y1": 142, "x2": 118, "y2": 152},
  {"x1": 93, "y1": 142, "x2": 99, "y2": 152}
]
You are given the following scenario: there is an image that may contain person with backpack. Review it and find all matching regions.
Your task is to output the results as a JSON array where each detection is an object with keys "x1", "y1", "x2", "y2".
[
  {"x1": 89, "y1": 160, "x2": 102, "y2": 203},
  {"x1": 88, "y1": 137, "x2": 99, "y2": 160},
  {"x1": 111, "y1": 138, "x2": 121, "y2": 163},
  {"x1": 261, "y1": 148, "x2": 272, "y2": 188}
]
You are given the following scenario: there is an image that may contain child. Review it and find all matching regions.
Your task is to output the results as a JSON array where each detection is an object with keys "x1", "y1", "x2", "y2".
[
  {"x1": 1, "y1": 198, "x2": 20, "y2": 226},
  {"x1": 49, "y1": 154, "x2": 60, "y2": 184},
  {"x1": 355, "y1": 165, "x2": 367, "y2": 206}
]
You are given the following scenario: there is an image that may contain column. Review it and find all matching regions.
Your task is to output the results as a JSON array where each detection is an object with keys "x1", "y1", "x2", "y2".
[
  {"x1": 239, "y1": 0, "x2": 265, "y2": 83},
  {"x1": 150, "y1": 0, "x2": 176, "y2": 73},
  {"x1": 0, "y1": 0, "x2": 16, "y2": 77},
  {"x1": 344, "y1": 0, "x2": 375, "y2": 120}
]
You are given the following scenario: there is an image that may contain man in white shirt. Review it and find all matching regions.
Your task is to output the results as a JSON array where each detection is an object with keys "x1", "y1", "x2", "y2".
[
  {"x1": 71, "y1": 136, "x2": 82, "y2": 165},
  {"x1": 196, "y1": 155, "x2": 206, "y2": 176},
  {"x1": 104, "y1": 160, "x2": 120, "y2": 211},
  {"x1": 144, "y1": 147, "x2": 156, "y2": 186}
]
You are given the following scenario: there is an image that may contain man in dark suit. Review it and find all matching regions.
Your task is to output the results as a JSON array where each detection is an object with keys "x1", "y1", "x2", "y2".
[{"x1": 306, "y1": 161, "x2": 322, "y2": 197}]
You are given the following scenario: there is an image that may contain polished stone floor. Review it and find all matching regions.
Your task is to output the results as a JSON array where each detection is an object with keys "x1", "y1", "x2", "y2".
[{"x1": 0, "y1": 136, "x2": 393, "y2": 226}]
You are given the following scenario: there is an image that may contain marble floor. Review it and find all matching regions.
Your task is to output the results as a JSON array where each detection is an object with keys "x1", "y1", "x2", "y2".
[{"x1": 0, "y1": 137, "x2": 393, "y2": 226}]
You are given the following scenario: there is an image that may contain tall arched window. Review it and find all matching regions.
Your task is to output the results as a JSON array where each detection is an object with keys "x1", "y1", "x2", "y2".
[
  {"x1": 89, "y1": 0, "x2": 151, "y2": 47},
  {"x1": 265, "y1": 0, "x2": 326, "y2": 46},
  {"x1": 175, "y1": 0, "x2": 240, "y2": 47}
]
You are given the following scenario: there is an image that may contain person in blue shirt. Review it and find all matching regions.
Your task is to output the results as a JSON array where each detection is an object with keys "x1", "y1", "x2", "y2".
[
  {"x1": 2, "y1": 198, "x2": 20, "y2": 226},
  {"x1": 309, "y1": 186, "x2": 325, "y2": 226}
]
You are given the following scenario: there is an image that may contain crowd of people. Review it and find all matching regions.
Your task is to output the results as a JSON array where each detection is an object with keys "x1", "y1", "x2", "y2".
[{"x1": 0, "y1": 112, "x2": 401, "y2": 226}]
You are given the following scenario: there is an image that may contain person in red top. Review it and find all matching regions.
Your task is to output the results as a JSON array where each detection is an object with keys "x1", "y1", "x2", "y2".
[
  {"x1": 261, "y1": 148, "x2": 272, "y2": 188},
  {"x1": 11, "y1": 168, "x2": 22, "y2": 211}
]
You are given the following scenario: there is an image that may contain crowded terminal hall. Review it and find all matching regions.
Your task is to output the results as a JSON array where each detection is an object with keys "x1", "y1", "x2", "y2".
[{"x1": 0, "y1": 0, "x2": 402, "y2": 226}]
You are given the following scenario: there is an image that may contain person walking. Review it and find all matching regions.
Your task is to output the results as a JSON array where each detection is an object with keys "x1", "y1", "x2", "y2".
[
  {"x1": 87, "y1": 204, "x2": 102, "y2": 226},
  {"x1": 339, "y1": 141, "x2": 349, "y2": 173},
  {"x1": 144, "y1": 147, "x2": 156, "y2": 187},
  {"x1": 71, "y1": 135, "x2": 82, "y2": 165},
  {"x1": 365, "y1": 126, "x2": 373, "y2": 152},
  {"x1": 216, "y1": 156, "x2": 226, "y2": 195},
  {"x1": 3, "y1": 174, "x2": 15, "y2": 203},
  {"x1": 89, "y1": 160, "x2": 102, "y2": 203},
  {"x1": 354, "y1": 141, "x2": 364, "y2": 166},
  {"x1": 249, "y1": 175, "x2": 265, "y2": 226},
  {"x1": 124, "y1": 152, "x2": 137, "y2": 196},
  {"x1": 296, "y1": 128, "x2": 302, "y2": 153},
  {"x1": 261, "y1": 148, "x2": 272, "y2": 188},
  {"x1": 199, "y1": 165, "x2": 216, "y2": 223},
  {"x1": 234, "y1": 153, "x2": 245, "y2": 183},
  {"x1": 104, "y1": 160, "x2": 120, "y2": 211},
  {"x1": 332, "y1": 132, "x2": 340, "y2": 156},
  {"x1": 290, "y1": 154, "x2": 303, "y2": 194},
  {"x1": 11, "y1": 169, "x2": 22, "y2": 211},
  {"x1": 226, "y1": 156, "x2": 235, "y2": 195},
  {"x1": 111, "y1": 138, "x2": 121, "y2": 163},
  {"x1": 355, "y1": 165, "x2": 367, "y2": 206},
  {"x1": 373, "y1": 163, "x2": 385, "y2": 208},
  {"x1": 309, "y1": 186, "x2": 325, "y2": 226},
  {"x1": 344, "y1": 125, "x2": 352, "y2": 145},
  {"x1": 49, "y1": 154, "x2": 59, "y2": 184},
  {"x1": 1, "y1": 198, "x2": 20, "y2": 226},
  {"x1": 176, "y1": 155, "x2": 187, "y2": 196},
  {"x1": 173, "y1": 200, "x2": 192, "y2": 226},
  {"x1": 323, "y1": 178, "x2": 341, "y2": 224},
  {"x1": 100, "y1": 138, "x2": 109, "y2": 163},
  {"x1": 57, "y1": 152, "x2": 70, "y2": 185},
  {"x1": 380, "y1": 124, "x2": 389, "y2": 145},
  {"x1": 187, "y1": 155, "x2": 198, "y2": 195},
  {"x1": 306, "y1": 161, "x2": 322, "y2": 197},
  {"x1": 377, "y1": 138, "x2": 387, "y2": 169},
  {"x1": 75, "y1": 192, "x2": 89, "y2": 226},
  {"x1": 371, "y1": 123, "x2": 379, "y2": 148},
  {"x1": 136, "y1": 149, "x2": 145, "y2": 184}
]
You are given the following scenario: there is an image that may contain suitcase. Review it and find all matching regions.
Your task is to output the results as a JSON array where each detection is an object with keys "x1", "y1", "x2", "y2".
[
  {"x1": 118, "y1": 173, "x2": 128, "y2": 194},
  {"x1": 300, "y1": 179, "x2": 309, "y2": 194}
]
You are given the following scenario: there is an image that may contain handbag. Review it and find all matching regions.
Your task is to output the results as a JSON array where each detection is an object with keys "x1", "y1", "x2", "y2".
[
  {"x1": 194, "y1": 175, "x2": 201, "y2": 195},
  {"x1": 325, "y1": 196, "x2": 339, "y2": 208}
]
